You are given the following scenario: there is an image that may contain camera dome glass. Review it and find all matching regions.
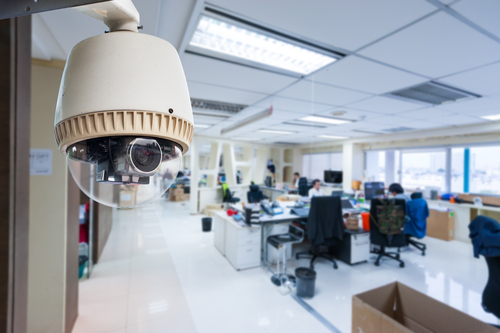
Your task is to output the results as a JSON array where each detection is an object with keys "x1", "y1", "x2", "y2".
[{"x1": 66, "y1": 137, "x2": 182, "y2": 208}]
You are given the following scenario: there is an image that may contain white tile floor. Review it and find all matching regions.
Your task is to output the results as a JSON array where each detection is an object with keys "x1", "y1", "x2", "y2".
[{"x1": 73, "y1": 199, "x2": 500, "y2": 333}]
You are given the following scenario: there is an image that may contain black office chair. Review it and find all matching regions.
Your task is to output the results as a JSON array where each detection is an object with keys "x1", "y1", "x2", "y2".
[
  {"x1": 298, "y1": 177, "x2": 310, "y2": 197},
  {"x1": 369, "y1": 199, "x2": 407, "y2": 268},
  {"x1": 403, "y1": 192, "x2": 428, "y2": 256},
  {"x1": 469, "y1": 216, "x2": 500, "y2": 322},
  {"x1": 295, "y1": 196, "x2": 344, "y2": 269},
  {"x1": 222, "y1": 183, "x2": 240, "y2": 204},
  {"x1": 247, "y1": 184, "x2": 264, "y2": 203}
]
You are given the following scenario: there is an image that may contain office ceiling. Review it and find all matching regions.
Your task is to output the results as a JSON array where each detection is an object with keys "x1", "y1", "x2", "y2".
[{"x1": 33, "y1": 0, "x2": 500, "y2": 145}]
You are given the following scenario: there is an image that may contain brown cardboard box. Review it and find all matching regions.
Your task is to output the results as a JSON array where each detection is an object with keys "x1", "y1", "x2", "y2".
[
  {"x1": 346, "y1": 217, "x2": 359, "y2": 231},
  {"x1": 427, "y1": 209, "x2": 454, "y2": 241},
  {"x1": 352, "y1": 282, "x2": 498, "y2": 333}
]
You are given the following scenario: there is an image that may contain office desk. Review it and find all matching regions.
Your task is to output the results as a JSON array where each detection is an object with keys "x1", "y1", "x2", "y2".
[
  {"x1": 260, "y1": 186, "x2": 288, "y2": 202},
  {"x1": 214, "y1": 201, "x2": 305, "y2": 271}
]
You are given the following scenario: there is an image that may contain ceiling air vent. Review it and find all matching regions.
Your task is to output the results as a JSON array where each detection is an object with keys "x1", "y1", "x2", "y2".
[
  {"x1": 191, "y1": 98, "x2": 247, "y2": 115},
  {"x1": 382, "y1": 126, "x2": 416, "y2": 133},
  {"x1": 387, "y1": 81, "x2": 480, "y2": 105}
]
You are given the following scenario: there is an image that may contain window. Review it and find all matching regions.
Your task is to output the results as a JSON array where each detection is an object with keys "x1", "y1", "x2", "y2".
[
  {"x1": 401, "y1": 150, "x2": 446, "y2": 191},
  {"x1": 469, "y1": 146, "x2": 500, "y2": 195},
  {"x1": 302, "y1": 152, "x2": 343, "y2": 180},
  {"x1": 365, "y1": 151, "x2": 385, "y2": 182}
]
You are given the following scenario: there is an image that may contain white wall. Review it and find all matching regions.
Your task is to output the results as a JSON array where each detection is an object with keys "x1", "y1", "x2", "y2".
[{"x1": 29, "y1": 64, "x2": 69, "y2": 333}]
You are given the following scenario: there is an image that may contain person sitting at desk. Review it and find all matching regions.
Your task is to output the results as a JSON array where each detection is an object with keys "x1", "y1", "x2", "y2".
[
  {"x1": 291, "y1": 172, "x2": 300, "y2": 188},
  {"x1": 389, "y1": 183, "x2": 411, "y2": 202},
  {"x1": 309, "y1": 179, "x2": 326, "y2": 198}
]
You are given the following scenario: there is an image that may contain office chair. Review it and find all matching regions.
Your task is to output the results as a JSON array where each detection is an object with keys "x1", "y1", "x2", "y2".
[
  {"x1": 469, "y1": 216, "x2": 500, "y2": 322},
  {"x1": 295, "y1": 196, "x2": 344, "y2": 269},
  {"x1": 267, "y1": 224, "x2": 304, "y2": 287},
  {"x1": 369, "y1": 199, "x2": 407, "y2": 268},
  {"x1": 403, "y1": 192, "x2": 428, "y2": 256},
  {"x1": 222, "y1": 183, "x2": 240, "y2": 204},
  {"x1": 298, "y1": 177, "x2": 309, "y2": 197},
  {"x1": 247, "y1": 184, "x2": 264, "y2": 203}
]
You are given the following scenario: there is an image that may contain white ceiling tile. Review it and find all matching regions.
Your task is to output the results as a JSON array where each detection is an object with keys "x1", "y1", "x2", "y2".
[
  {"x1": 397, "y1": 107, "x2": 456, "y2": 119},
  {"x1": 400, "y1": 120, "x2": 447, "y2": 129},
  {"x1": 436, "y1": 97, "x2": 500, "y2": 114},
  {"x1": 438, "y1": 61, "x2": 500, "y2": 96},
  {"x1": 187, "y1": 81, "x2": 266, "y2": 105},
  {"x1": 358, "y1": 12, "x2": 500, "y2": 78},
  {"x1": 207, "y1": 0, "x2": 435, "y2": 51},
  {"x1": 277, "y1": 81, "x2": 372, "y2": 106},
  {"x1": 310, "y1": 56, "x2": 428, "y2": 94},
  {"x1": 362, "y1": 115, "x2": 414, "y2": 125},
  {"x1": 181, "y1": 53, "x2": 297, "y2": 94},
  {"x1": 32, "y1": 14, "x2": 67, "y2": 60},
  {"x1": 451, "y1": 0, "x2": 500, "y2": 39},
  {"x1": 346, "y1": 96, "x2": 423, "y2": 113},
  {"x1": 430, "y1": 114, "x2": 488, "y2": 126},
  {"x1": 316, "y1": 107, "x2": 387, "y2": 121},
  {"x1": 255, "y1": 97, "x2": 333, "y2": 114}
]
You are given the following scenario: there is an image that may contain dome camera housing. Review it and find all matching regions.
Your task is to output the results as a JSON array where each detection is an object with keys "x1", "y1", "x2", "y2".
[{"x1": 54, "y1": 13, "x2": 193, "y2": 208}]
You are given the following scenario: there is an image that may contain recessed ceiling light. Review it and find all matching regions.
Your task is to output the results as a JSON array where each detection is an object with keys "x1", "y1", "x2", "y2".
[
  {"x1": 188, "y1": 15, "x2": 338, "y2": 75},
  {"x1": 259, "y1": 130, "x2": 293, "y2": 135},
  {"x1": 232, "y1": 137, "x2": 261, "y2": 141},
  {"x1": 300, "y1": 116, "x2": 352, "y2": 125},
  {"x1": 318, "y1": 135, "x2": 348, "y2": 139},
  {"x1": 482, "y1": 114, "x2": 500, "y2": 121},
  {"x1": 194, "y1": 124, "x2": 210, "y2": 128}
]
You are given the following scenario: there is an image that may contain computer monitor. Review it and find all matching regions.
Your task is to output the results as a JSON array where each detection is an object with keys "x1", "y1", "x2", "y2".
[
  {"x1": 331, "y1": 190, "x2": 343, "y2": 197},
  {"x1": 364, "y1": 182, "x2": 385, "y2": 200},
  {"x1": 324, "y1": 170, "x2": 343, "y2": 184}
]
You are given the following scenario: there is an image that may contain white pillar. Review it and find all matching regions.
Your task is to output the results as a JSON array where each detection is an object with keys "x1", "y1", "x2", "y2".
[
  {"x1": 254, "y1": 147, "x2": 269, "y2": 184},
  {"x1": 385, "y1": 151, "x2": 396, "y2": 185},
  {"x1": 207, "y1": 141, "x2": 221, "y2": 188},
  {"x1": 189, "y1": 137, "x2": 199, "y2": 214},
  {"x1": 342, "y1": 143, "x2": 364, "y2": 191},
  {"x1": 223, "y1": 143, "x2": 237, "y2": 186}
]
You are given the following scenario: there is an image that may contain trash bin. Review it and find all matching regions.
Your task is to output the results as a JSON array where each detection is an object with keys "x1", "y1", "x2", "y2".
[
  {"x1": 202, "y1": 217, "x2": 212, "y2": 232},
  {"x1": 295, "y1": 267, "x2": 316, "y2": 298}
]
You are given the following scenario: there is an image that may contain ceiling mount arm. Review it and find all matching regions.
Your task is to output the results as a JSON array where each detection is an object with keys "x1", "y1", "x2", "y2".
[{"x1": 76, "y1": 0, "x2": 140, "y2": 32}]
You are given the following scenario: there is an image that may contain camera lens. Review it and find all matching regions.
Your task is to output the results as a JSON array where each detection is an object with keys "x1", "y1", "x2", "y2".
[{"x1": 130, "y1": 139, "x2": 162, "y2": 174}]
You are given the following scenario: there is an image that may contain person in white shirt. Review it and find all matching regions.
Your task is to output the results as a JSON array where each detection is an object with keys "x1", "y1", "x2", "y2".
[
  {"x1": 309, "y1": 179, "x2": 326, "y2": 198},
  {"x1": 293, "y1": 172, "x2": 300, "y2": 188}
]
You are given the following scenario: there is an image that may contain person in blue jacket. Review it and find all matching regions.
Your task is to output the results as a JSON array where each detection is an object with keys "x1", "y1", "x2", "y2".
[{"x1": 405, "y1": 192, "x2": 429, "y2": 239}]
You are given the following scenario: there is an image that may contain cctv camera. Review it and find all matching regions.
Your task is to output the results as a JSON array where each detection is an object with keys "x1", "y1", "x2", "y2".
[{"x1": 54, "y1": 3, "x2": 194, "y2": 208}]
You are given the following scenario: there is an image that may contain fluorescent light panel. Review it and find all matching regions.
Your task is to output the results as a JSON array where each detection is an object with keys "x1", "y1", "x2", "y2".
[
  {"x1": 232, "y1": 137, "x2": 261, "y2": 141},
  {"x1": 259, "y1": 130, "x2": 293, "y2": 135},
  {"x1": 301, "y1": 116, "x2": 352, "y2": 125},
  {"x1": 194, "y1": 124, "x2": 211, "y2": 128},
  {"x1": 318, "y1": 135, "x2": 348, "y2": 139},
  {"x1": 482, "y1": 114, "x2": 500, "y2": 121},
  {"x1": 189, "y1": 15, "x2": 337, "y2": 75}
]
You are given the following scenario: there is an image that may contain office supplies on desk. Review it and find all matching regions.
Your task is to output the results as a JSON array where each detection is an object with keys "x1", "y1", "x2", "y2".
[
  {"x1": 341, "y1": 198, "x2": 363, "y2": 214},
  {"x1": 261, "y1": 202, "x2": 274, "y2": 216},
  {"x1": 272, "y1": 202, "x2": 284, "y2": 215}
]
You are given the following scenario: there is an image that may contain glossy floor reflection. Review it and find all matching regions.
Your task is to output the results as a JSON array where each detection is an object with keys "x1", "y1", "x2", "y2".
[{"x1": 73, "y1": 199, "x2": 500, "y2": 333}]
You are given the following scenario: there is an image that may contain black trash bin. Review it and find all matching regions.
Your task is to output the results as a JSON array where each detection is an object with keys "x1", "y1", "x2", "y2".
[
  {"x1": 295, "y1": 267, "x2": 316, "y2": 298},
  {"x1": 202, "y1": 217, "x2": 212, "y2": 232}
]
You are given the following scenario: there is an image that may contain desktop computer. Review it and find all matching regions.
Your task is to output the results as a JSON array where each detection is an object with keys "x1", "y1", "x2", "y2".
[{"x1": 364, "y1": 182, "x2": 385, "y2": 200}]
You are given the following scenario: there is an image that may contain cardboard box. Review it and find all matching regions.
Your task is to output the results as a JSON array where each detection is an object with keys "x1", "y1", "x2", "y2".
[
  {"x1": 277, "y1": 194, "x2": 301, "y2": 202},
  {"x1": 352, "y1": 282, "x2": 498, "y2": 333},
  {"x1": 346, "y1": 217, "x2": 359, "y2": 231},
  {"x1": 427, "y1": 209, "x2": 454, "y2": 241}
]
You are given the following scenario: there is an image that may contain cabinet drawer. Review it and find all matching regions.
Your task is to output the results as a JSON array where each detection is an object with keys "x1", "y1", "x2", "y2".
[
  {"x1": 352, "y1": 234, "x2": 369, "y2": 246},
  {"x1": 238, "y1": 227, "x2": 261, "y2": 239},
  {"x1": 239, "y1": 235, "x2": 261, "y2": 247},
  {"x1": 237, "y1": 243, "x2": 261, "y2": 265}
]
